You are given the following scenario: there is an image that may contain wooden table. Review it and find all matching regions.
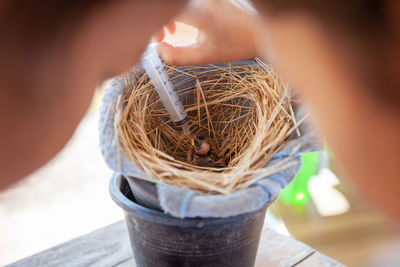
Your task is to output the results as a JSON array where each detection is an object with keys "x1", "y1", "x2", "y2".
[{"x1": 7, "y1": 220, "x2": 344, "y2": 267}]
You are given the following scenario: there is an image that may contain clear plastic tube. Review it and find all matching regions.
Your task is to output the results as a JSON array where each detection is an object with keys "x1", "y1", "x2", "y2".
[{"x1": 141, "y1": 44, "x2": 191, "y2": 135}]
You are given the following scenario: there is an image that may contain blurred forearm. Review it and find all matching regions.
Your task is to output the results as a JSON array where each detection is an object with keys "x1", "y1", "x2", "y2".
[{"x1": 0, "y1": 0, "x2": 185, "y2": 189}]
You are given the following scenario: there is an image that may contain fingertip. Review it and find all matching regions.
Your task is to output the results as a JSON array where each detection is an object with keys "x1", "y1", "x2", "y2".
[
  {"x1": 157, "y1": 42, "x2": 203, "y2": 66},
  {"x1": 156, "y1": 42, "x2": 171, "y2": 55},
  {"x1": 154, "y1": 28, "x2": 165, "y2": 43},
  {"x1": 165, "y1": 21, "x2": 176, "y2": 35},
  {"x1": 156, "y1": 42, "x2": 174, "y2": 64}
]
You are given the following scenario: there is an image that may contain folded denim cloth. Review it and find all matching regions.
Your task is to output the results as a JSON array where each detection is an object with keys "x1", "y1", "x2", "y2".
[{"x1": 99, "y1": 60, "x2": 322, "y2": 218}]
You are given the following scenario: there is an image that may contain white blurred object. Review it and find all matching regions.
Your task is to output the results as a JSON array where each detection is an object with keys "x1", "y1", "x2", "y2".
[{"x1": 308, "y1": 168, "x2": 350, "y2": 217}]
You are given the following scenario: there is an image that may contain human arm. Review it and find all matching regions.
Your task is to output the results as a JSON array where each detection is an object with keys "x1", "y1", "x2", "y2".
[{"x1": 0, "y1": 0, "x2": 185, "y2": 189}]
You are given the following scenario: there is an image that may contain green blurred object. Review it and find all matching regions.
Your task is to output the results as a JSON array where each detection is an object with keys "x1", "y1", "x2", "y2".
[{"x1": 279, "y1": 151, "x2": 321, "y2": 206}]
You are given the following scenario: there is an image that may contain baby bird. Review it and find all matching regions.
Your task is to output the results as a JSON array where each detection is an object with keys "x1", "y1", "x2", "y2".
[
  {"x1": 188, "y1": 137, "x2": 219, "y2": 168},
  {"x1": 193, "y1": 137, "x2": 211, "y2": 157}
]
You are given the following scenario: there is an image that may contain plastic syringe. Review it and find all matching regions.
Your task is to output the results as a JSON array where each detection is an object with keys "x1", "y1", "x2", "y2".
[{"x1": 141, "y1": 44, "x2": 191, "y2": 136}]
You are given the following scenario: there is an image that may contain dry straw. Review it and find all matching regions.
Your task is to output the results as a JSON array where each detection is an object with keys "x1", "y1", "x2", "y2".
[{"x1": 116, "y1": 59, "x2": 302, "y2": 194}]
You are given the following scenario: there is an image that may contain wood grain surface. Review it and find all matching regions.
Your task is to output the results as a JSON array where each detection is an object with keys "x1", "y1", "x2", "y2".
[{"x1": 8, "y1": 220, "x2": 344, "y2": 267}]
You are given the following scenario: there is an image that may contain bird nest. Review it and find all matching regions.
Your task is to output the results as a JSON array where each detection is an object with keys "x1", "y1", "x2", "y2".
[{"x1": 116, "y1": 59, "x2": 300, "y2": 194}]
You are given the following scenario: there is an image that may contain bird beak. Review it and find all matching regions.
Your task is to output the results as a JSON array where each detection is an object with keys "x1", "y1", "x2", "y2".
[{"x1": 188, "y1": 135, "x2": 195, "y2": 146}]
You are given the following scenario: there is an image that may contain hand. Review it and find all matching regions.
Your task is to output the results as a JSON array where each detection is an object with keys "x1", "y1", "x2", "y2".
[{"x1": 154, "y1": 0, "x2": 259, "y2": 65}]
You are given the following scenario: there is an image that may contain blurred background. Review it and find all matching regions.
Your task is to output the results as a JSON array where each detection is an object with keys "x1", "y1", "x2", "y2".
[{"x1": 1, "y1": 22, "x2": 400, "y2": 267}]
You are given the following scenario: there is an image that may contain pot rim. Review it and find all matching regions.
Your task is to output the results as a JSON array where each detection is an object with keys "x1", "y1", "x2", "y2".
[{"x1": 109, "y1": 173, "x2": 267, "y2": 227}]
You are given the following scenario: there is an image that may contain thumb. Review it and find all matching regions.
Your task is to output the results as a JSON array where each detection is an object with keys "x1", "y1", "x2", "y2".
[{"x1": 157, "y1": 42, "x2": 218, "y2": 66}]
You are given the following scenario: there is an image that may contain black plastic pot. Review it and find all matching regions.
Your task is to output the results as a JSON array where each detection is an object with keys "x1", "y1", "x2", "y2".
[{"x1": 110, "y1": 175, "x2": 268, "y2": 267}]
